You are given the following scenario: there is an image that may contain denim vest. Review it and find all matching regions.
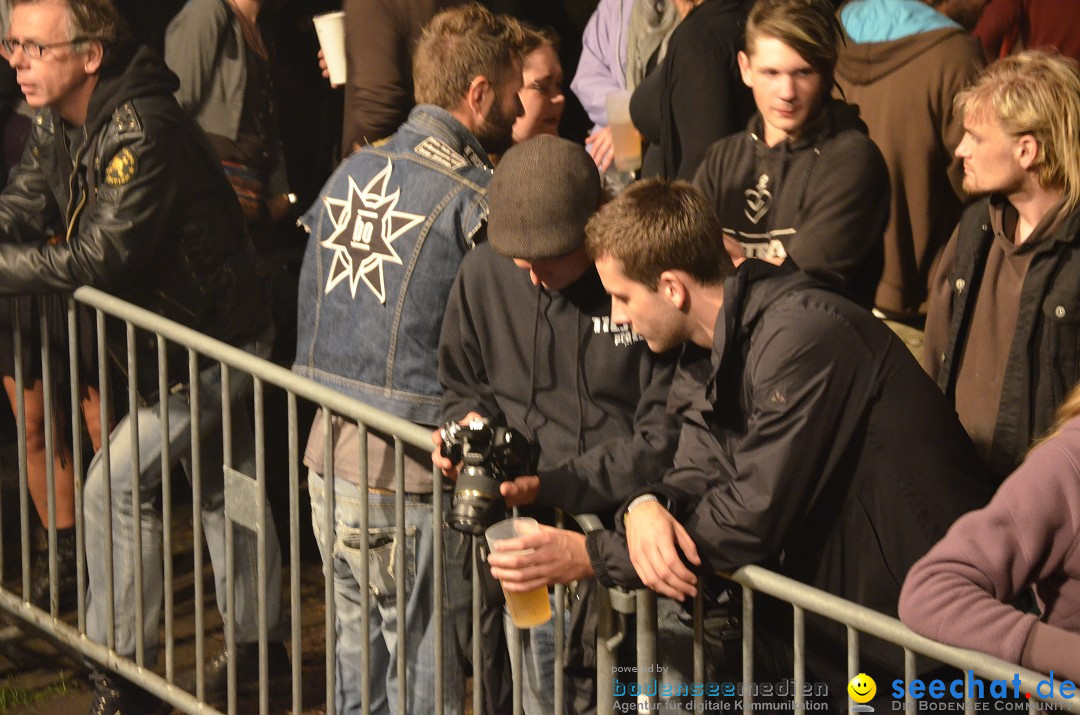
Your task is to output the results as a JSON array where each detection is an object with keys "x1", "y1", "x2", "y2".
[{"x1": 294, "y1": 105, "x2": 492, "y2": 424}]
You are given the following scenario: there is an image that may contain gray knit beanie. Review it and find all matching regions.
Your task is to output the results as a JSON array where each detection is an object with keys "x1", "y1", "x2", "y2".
[{"x1": 487, "y1": 135, "x2": 602, "y2": 260}]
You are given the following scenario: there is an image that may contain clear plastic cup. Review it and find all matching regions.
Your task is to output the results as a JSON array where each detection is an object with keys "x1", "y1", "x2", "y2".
[
  {"x1": 605, "y1": 90, "x2": 642, "y2": 172},
  {"x1": 485, "y1": 517, "x2": 552, "y2": 629}
]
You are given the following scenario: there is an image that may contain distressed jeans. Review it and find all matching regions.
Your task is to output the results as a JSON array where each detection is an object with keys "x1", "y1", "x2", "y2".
[
  {"x1": 84, "y1": 348, "x2": 283, "y2": 663},
  {"x1": 309, "y1": 472, "x2": 471, "y2": 714}
]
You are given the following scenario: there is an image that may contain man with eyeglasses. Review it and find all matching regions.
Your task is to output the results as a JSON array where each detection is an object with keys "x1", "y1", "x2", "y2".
[{"x1": 0, "y1": 1, "x2": 284, "y2": 713}]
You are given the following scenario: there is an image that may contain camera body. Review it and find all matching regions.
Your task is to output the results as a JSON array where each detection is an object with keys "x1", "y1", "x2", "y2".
[{"x1": 439, "y1": 417, "x2": 538, "y2": 535}]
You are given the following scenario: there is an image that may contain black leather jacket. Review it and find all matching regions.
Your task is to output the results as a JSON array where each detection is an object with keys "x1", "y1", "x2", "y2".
[{"x1": 0, "y1": 44, "x2": 269, "y2": 397}]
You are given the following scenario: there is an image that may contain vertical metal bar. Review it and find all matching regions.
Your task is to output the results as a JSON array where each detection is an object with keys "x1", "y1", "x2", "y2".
[
  {"x1": 13, "y1": 300, "x2": 29, "y2": 604},
  {"x1": 97, "y1": 309, "x2": 115, "y2": 652},
  {"x1": 595, "y1": 586, "x2": 614, "y2": 712},
  {"x1": 636, "y1": 589, "x2": 657, "y2": 709},
  {"x1": 67, "y1": 299, "x2": 86, "y2": 633},
  {"x1": 126, "y1": 322, "x2": 144, "y2": 667},
  {"x1": 321, "y1": 408, "x2": 336, "y2": 715},
  {"x1": 433, "y1": 459, "x2": 444, "y2": 715},
  {"x1": 288, "y1": 393, "x2": 302, "y2": 715},
  {"x1": 358, "y1": 422, "x2": 369, "y2": 715},
  {"x1": 222, "y1": 363, "x2": 236, "y2": 715},
  {"x1": 254, "y1": 377, "x2": 268, "y2": 715},
  {"x1": 38, "y1": 302, "x2": 57, "y2": 617},
  {"x1": 742, "y1": 586, "x2": 753, "y2": 711},
  {"x1": 904, "y1": 648, "x2": 917, "y2": 712},
  {"x1": 793, "y1": 605, "x2": 805, "y2": 710},
  {"x1": 847, "y1": 626, "x2": 859, "y2": 711},
  {"x1": 159, "y1": 336, "x2": 173, "y2": 684},
  {"x1": 553, "y1": 511, "x2": 565, "y2": 715},
  {"x1": 189, "y1": 349, "x2": 205, "y2": 701},
  {"x1": 694, "y1": 590, "x2": 705, "y2": 709},
  {"x1": 395, "y1": 437, "x2": 406, "y2": 711},
  {"x1": 509, "y1": 617, "x2": 522, "y2": 715},
  {"x1": 472, "y1": 538, "x2": 482, "y2": 715},
  {"x1": 1, "y1": 302, "x2": 13, "y2": 587}
]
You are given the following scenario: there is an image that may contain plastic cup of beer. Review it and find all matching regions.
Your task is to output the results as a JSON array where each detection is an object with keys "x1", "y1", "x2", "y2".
[
  {"x1": 605, "y1": 90, "x2": 642, "y2": 172},
  {"x1": 485, "y1": 517, "x2": 552, "y2": 629},
  {"x1": 313, "y1": 11, "x2": 347, "y2": 86}
]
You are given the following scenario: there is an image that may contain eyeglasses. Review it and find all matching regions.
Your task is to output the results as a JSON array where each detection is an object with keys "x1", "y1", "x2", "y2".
[{"x1": 0, "y1": 36, "x2": 92, "y2": 59}]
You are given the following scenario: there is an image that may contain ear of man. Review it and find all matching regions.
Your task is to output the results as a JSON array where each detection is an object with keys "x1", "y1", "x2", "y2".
[
  {"x1": 737, "y1": 51, "x2": 752, "y2": 87},
  {"x1": 1015, "y1": 134, "x2": 1040, "y2": 172},
  {"x1": 463, "y1": 74, "x2": 494, "y2": 127},
  {"x1": 658, "y1": 270, "x2": 690, "y2": 311},
  {"x1": 83, "y1": 40, "x2": 104, "y2": 75}
]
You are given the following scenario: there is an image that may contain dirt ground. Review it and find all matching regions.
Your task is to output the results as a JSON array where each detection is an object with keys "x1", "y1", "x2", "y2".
[
  {"x1": 0, "y1": 529, "x2": 332, "y2": 714},
  {"x1": 0, "y1": 428, "x2": 337, "y2": 715}
]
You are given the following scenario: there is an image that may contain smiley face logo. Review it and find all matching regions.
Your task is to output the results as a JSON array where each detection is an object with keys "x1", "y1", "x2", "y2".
[{"x1": 848, "y1": 673, "x2": 877, "y2": 704}]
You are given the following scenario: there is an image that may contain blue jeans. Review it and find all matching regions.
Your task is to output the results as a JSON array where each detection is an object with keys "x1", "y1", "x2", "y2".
[
  {"x1": 505, "y1": 592, "x2": 571, "y2": 715},
  {"x1": 308, "y1": 472, "x2": 471, "y2": 715},
  {"x1": 84, "y1": 354, "x2": 283, "y2": 662}
]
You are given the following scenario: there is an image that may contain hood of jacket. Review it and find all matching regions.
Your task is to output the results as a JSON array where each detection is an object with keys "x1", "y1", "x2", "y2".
[
  {"x1": 835, "y1": 24, "x2": 972, "y2": 86},
  {"x1": 840, "y1": 0, "x2": 958, "y2": 44},
  {"x1": 711, "y1": 260, "x2": 835, "y2": 377},
  {"x1": 747, "y1": 98, "x2": 868, "y2": 153},
  {"x1": 82, "y1": 43, "x2": 180, "y2": 140}
]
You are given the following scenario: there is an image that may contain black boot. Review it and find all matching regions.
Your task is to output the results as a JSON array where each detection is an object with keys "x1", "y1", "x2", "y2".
[
  {"x1": 31, "y1": 527, "x2": 78, "y2": 612},
  {"x1": 87, "y1": 670, "x2": 165, "y2": 715},
  {"x1": 178, "y1": 641, "x2": 290, "y2": 701}
]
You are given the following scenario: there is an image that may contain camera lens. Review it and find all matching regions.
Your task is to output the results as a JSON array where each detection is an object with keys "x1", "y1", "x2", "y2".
[{"x1": 448, "y1": 466, "x2": 504, "y2": 535}]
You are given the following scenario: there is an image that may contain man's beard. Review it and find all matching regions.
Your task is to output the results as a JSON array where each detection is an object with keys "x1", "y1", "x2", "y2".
[{"x1": 474, "y1": 94, "x2": 516, "y2": 156}]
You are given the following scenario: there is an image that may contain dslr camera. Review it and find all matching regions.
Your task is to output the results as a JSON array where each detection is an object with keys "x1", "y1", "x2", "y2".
[{"x1": 439, "y1": 417, "x2": 538, "y2": 535}]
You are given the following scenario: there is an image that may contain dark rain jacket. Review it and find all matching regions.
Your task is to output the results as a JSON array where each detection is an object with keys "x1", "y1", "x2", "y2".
[
  {"x1": 588, "y1": 262, "x2": 992, "y2": 625},
  {"x1": 0, "y1": 43, "x2": 268, "y2": 397}
]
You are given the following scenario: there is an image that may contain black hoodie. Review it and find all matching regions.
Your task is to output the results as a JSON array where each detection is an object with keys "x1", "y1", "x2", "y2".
[
  {"x1": 439, "y1": 242, "x2": 681, "y2": 516},
  {"x1": 692, "y1": 99, "x2": 890, "y2": 309}
]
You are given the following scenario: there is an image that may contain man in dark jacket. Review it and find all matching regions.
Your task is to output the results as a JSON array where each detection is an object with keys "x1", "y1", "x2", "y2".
[
  {"x1": 924, "y1": 50, "x2": 1080, "y2": 484},
  {"x1": 692, "y1": 0, "x2": 889, "y2": 308},
  {"x1": 434, "y1": 136, "x2": 681, "y2": 713},
  {"x1": 490, "y1": 179, "x2": 992, "y2": 702},
  {"x1": 0, "y1": 0, "x2": 281, "y2": 711}
]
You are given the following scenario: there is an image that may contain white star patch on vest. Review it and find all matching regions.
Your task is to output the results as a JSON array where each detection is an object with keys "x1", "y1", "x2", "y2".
[{"x1": 319, "y1": 159, "x2": 425, "y2": 303}]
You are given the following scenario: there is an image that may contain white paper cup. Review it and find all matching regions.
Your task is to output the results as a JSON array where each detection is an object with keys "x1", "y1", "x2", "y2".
[{"x1": 313, "y1": 11, "x2": 346, "y2": 86}]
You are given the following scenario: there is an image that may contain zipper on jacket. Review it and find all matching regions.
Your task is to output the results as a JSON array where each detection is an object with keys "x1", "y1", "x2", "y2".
[{"x1": 63, "y1": 127, "x2": 88, "y2": 243}]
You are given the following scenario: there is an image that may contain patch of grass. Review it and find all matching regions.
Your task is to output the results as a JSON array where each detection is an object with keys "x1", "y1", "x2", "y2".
[{"x1": 0, "y1": 671, "x2": 70, "y2": 712}]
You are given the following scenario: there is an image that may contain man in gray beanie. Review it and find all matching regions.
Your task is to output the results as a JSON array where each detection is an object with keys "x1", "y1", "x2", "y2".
[{"x1": 432, "y1": 135, "x2": 683, "y2": 713}]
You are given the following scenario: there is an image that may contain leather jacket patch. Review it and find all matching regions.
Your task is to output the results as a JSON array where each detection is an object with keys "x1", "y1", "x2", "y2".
[{"x1": 104, "y1": 147, "x2": 137, "y2": 186}]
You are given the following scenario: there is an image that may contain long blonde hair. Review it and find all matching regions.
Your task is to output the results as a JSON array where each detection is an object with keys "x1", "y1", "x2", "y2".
[
  {"x1": 1036, "y1": 381, "x2": 1080, "y2": 446},
  {"x1": 956, "y1": 50, "x2": 1080, "y2": 213}
]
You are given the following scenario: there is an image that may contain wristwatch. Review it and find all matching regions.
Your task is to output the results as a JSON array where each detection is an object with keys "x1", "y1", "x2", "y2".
[{"x1": 623, "y1": 493, "x2": 671, "y2": 524}]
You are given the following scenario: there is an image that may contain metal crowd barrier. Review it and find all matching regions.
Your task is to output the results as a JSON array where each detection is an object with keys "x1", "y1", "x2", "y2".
[{"x1": 0, "y1": 288, "x2": 1076, "y2": 714}]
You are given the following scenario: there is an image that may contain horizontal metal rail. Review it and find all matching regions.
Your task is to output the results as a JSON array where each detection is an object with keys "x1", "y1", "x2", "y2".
[
  {"x1": 728, "y1": 565, "x2": 1079, "y2": 711},
  {"x1": 71, "y1": 285, "x2": 432, "y2": 452}
]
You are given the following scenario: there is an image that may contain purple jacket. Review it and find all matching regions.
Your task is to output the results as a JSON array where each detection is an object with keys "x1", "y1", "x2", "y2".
[
  {"x1": 900, "y1": 418, "x2": 1080, "y2": 683},
  {"x1": 571, "y1": 0, "x2": 633, "y2": 126}
]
